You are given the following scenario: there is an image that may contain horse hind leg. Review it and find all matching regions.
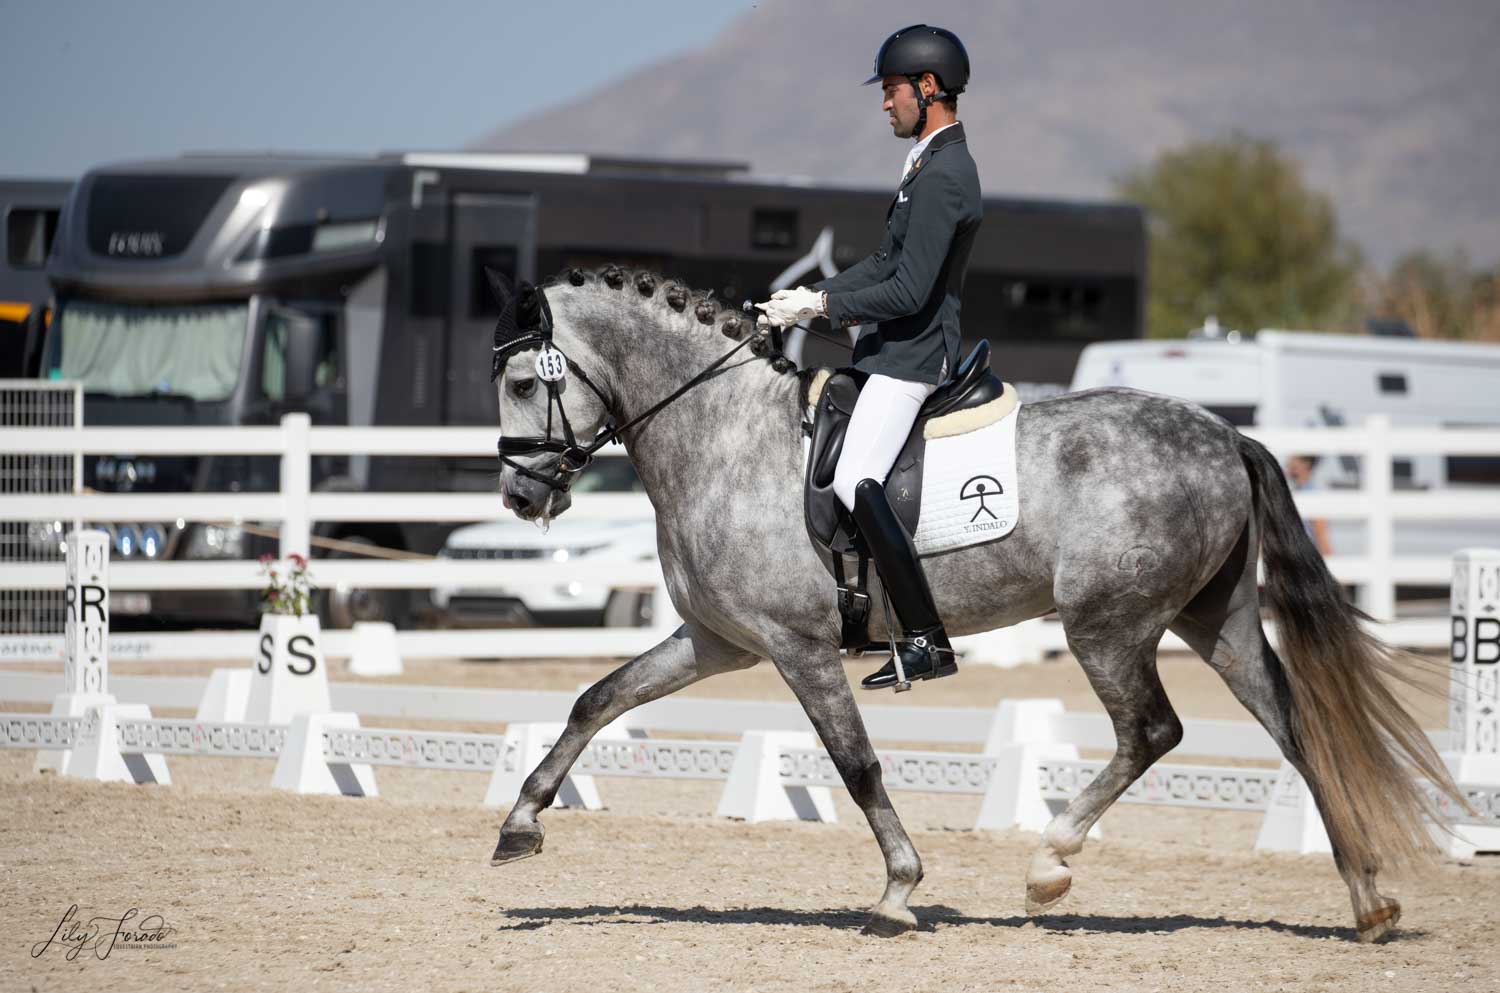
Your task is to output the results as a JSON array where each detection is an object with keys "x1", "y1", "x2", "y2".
[
  {"x1": 1170, "y1": 576, "x2": 1401, "y2": 942},
  {"x1": 1025, "y1": 620, "x2": 1183, "y2": 914}
]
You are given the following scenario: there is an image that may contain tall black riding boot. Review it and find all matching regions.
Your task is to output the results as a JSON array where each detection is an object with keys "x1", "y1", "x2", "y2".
[{"x1": 851, "y1": 477, "x2": 958, "y2": 691}]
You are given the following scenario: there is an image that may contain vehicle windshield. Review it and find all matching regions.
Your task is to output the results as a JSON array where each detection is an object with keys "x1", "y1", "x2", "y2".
[{"x1": 47, "y1": 300, "x2": 249, "y2": 401}]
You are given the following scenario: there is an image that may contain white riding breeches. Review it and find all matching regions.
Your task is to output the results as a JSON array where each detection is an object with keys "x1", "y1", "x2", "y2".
[{"x1": 833, "y1": 374, "x2": 939, "y2": 511}]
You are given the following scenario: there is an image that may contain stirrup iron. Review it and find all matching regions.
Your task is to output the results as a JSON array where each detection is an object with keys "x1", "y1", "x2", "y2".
[{"x1": 878, "y1": 584, "x2": 911, "y2": 693}]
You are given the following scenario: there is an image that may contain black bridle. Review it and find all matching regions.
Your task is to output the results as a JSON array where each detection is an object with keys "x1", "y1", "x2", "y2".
[{"x1": 491, "y1": 280, "x2": 765, "y2": 494}]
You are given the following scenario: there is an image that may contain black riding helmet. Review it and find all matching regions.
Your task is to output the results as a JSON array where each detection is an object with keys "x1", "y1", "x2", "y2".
[{"x1": 863, "y1": 24, "x2": 970, "y2": 138}]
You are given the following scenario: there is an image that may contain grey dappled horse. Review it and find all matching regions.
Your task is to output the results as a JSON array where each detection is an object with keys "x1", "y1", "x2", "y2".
[{"x1": 487, "y1": 267, "x2": 1460, "y2": 942}]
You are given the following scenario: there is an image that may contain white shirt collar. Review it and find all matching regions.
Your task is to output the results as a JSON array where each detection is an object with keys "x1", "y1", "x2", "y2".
[{"x1": 900, "y1": 122, "x2": 959, "y2": 185}]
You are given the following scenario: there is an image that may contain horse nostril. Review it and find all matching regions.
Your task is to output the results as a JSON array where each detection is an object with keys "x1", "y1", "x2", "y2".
[{"x1": 509, "y1": 491, "x2": 533, "y2": 514}]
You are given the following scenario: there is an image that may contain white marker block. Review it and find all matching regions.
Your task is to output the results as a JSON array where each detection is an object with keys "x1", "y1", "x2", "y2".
[
  {"x1": 63, "y1": 702, "x2": 171, "y2": 786},
  {"x1": 484, "y1": 721, "x2": 602, "y2": 810},
  {"x1": 983, "y1": 698, "x2": 1064, "y2": 752},
  {"x1": 271, "y1": 711, "x2": 377, "y2": 797},
  {"x1": 245, "y1": 614, "x2": 332, "y2": 724},
  {"x1": 975, "y1": 743, "x2": 1081, "y2": 833},
  {"x1": 194, "y1": 669, "x2": 252, "y2": 722},
  {"x1": 954, "y1": 618, "x2": 1045, "y2": 669},
  {"x1": 1254, "y1": 761, "x2": 1332, "y2": 855},
  {"x1": 1440, "y1": 549, "x2": 1500, "y2": 856},
  {"x1": 715, "y1": 730, "x2": 837, "y2": 823},
  {"x1": 975, "y1": 699, "x2": 1098, "y2": 836},
  {"x1": 347, "y1": 621, "x2": 403, "y2": 677},
  {"x1": 35, "y1": 691, "x2": 115, "y2": 775}
]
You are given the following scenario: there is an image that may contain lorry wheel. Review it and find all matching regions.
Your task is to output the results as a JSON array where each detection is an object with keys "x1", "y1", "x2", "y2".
[{"x1": 320, "y1": 536, "x2": 406, "y2": 629}]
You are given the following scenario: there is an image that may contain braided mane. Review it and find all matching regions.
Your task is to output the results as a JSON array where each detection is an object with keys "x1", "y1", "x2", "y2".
[{"x1": 544, "y1": 264, "x2": 795, "y2": 372}]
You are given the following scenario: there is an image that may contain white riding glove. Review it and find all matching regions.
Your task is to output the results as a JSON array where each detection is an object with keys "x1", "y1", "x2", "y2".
[{"x1": 754, "y1": 286, "x2": 826, "y2": 328}]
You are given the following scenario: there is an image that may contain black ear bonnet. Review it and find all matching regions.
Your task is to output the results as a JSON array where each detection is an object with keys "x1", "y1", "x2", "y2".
[{"x1": 487, "y1": 267, "x2": 554, "y2": 381}]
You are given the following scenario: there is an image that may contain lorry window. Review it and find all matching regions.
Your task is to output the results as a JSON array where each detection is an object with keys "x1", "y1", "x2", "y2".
[
  {"x1": 6, "y1": 208, "x2": 59, "y2": 268},
  {"x1": 409, "y1": 242, "x2": 448, "y2": 318},
  {"x1": 751, "y1": 209, "x2": 798, "y2": 250},
  {"x1": 1377, "y1": 373, "x2": 1407, "y2": 395},
  {"x1": 962, "y1": 273, "x2": 1130, "y2": 342},
  {"x1": 262, "y1": 307, "x2": 341, "y2": 401},
  {"x1": 50, "y1": 300, "x2": 248, "y2": 401},
  {"x1": 468, "y1": 245, "x2": 519, "y2": 318}
]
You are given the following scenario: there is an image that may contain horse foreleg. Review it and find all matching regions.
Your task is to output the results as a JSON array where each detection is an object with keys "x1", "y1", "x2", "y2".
[
  {"x1": 771, "y1": 641, "x2": 924, "y2": 937},
  {"x1": 491, "y1": 624, "x2": 757, "y2": 865},
  {"x1": 1025, "y1": 626, "x2": 1181, "y2": 914}
]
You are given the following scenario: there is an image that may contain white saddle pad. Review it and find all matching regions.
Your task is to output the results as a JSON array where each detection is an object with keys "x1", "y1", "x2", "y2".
[
  {"x1": 911, "y1": 392, "x2": 1021, "y2": 554},
  {"x1": 802, "y1": 375, "x2": 1023, "y2": 555}
]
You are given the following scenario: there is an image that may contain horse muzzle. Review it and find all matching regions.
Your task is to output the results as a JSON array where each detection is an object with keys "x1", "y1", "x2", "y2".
[{"x1": 502, "y1": 468, "x2": 572, "y2": 522}]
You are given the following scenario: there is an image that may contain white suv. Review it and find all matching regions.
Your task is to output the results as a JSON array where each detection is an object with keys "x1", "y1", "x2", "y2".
[{"x1": 430, "y1": 458, "x2": 657, "y2": 627}]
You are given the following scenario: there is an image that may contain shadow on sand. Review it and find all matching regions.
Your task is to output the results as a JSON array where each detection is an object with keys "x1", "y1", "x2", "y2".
[{"x1": 496, "y1": 904, "x2": 1394, "y2": 942}]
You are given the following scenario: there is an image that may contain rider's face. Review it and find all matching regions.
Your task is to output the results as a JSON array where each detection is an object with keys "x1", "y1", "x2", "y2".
[{"x1": 881, "y1": 74, "x2": 924, "y2": 139}]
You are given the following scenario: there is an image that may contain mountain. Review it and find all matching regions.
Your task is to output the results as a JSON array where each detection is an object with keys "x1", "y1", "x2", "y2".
[{"x1": 470, "y1": 0, "x2": 1500, "y2": 268}]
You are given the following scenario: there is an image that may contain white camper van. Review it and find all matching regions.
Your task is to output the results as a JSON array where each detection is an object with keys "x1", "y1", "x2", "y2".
[{"x1": 1069, "y1": 329, "x2": 1500, "y2": 557}]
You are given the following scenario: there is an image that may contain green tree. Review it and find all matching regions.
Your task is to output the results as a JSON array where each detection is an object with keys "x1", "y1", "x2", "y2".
[{"x1": 1118, "y1": 136, "x2": 1360, "y2": 338}]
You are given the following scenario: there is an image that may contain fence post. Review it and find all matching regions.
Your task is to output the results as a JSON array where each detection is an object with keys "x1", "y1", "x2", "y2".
[
  {"x1": 280, "y1": 413, "x2": 312, "y2": 560},
  {"x1": 72, "y1": 380, "x2": 84, "y2": 536},
  {"x1": 1361, "y1": 414, "x2": 1395, "y2": 622}
]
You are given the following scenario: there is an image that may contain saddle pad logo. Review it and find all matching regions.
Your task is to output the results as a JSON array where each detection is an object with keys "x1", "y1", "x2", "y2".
[
  {"x1": 960, "y1": 475, "x2": 1003, "y2": 523},
  {"x1": 913, "y1": 404, "x2": 1021, "y2": 554}
]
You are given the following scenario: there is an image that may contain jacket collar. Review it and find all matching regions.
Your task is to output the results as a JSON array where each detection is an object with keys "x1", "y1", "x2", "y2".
[{"x1": 899, "y1": 122, "x2": 966, "y2": 190}]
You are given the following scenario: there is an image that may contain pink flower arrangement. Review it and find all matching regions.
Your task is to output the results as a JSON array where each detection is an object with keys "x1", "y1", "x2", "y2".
[{"x1": 259, "y1": 554, "x2": 315, "y2": 617}]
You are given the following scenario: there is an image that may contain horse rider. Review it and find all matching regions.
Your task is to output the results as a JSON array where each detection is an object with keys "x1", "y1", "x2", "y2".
[{"x1": 756, "y1": 24, "x2": 982, "y2": 690}]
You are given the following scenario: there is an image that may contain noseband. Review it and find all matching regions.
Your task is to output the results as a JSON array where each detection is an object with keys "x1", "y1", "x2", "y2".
[{"x1": 492, "y1": 281, "x2": 763, "y2": 494}]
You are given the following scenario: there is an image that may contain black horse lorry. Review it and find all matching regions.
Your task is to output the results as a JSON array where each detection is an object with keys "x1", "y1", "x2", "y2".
[{"x1": 34, "y1": 151, "x2": 1145, "y2": 627}]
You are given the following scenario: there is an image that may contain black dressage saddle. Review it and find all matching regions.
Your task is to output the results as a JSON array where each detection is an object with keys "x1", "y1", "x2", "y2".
[
  {"x1": 802, "y1": 340, "x2": 1003, "y2": 650},
  {"x1": 804, "y1": 339, "x2": 1002, "y2": 555}
]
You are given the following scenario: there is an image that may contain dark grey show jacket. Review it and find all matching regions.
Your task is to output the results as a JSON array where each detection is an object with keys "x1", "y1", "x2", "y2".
[{"x1": 812, "y1": 122, "x2": 983, "y2": 385}]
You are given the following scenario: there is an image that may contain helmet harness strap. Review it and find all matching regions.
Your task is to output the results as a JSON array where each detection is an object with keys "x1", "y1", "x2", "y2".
[{"x1": 905, "y1": 73, "x2": 949, "y2": 140}]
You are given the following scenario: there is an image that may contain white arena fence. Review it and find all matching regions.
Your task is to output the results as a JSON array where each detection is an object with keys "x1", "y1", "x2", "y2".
[
  {"x1": 0, "y1": 410, "x2": 1497, "y2": 661},
  {"x1": 0, "y1": 380, "x2": 82, "y2": 637},
  {"x1": 2, "y1": 680, "x2": 1497, "y2": 851},
  {"x1": 1, "y1": 544, "x2": 1497, "y2": 857}
]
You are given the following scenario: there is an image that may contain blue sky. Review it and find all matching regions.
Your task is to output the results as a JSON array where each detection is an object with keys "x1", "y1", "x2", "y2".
[{"x1": 0, "y1": 0, "x2": 754, "y2": 178}]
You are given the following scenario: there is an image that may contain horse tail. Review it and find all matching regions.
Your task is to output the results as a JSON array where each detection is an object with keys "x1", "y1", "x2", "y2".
[{"x1": 1237, "y1": 433, "x2": 1460, "y2": 870}]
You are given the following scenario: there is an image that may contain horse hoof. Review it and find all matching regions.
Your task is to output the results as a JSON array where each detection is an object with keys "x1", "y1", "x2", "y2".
[
  {"x1": 489, "y1": 823, "x2": 545, "y2": 866},
  {"x1": 1025, "y1": 870, "x2": 1073, "y2": 915},
  {"x1": 861, "y1": 908, "x2": 917, "y2": 938},
  {"x1": 1356, "y1": 899, "x2": 1401, "y2": 943}
]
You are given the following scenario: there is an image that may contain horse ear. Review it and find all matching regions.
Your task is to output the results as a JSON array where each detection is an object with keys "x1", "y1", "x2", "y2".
[{"x1": 484, "y1": 267, "x2": 515, "y2": 311}]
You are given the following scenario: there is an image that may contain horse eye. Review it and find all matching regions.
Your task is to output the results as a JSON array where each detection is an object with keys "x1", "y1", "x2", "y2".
[{"x1": 511, "y1": 378, "x2": 537, "y2": 399}]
